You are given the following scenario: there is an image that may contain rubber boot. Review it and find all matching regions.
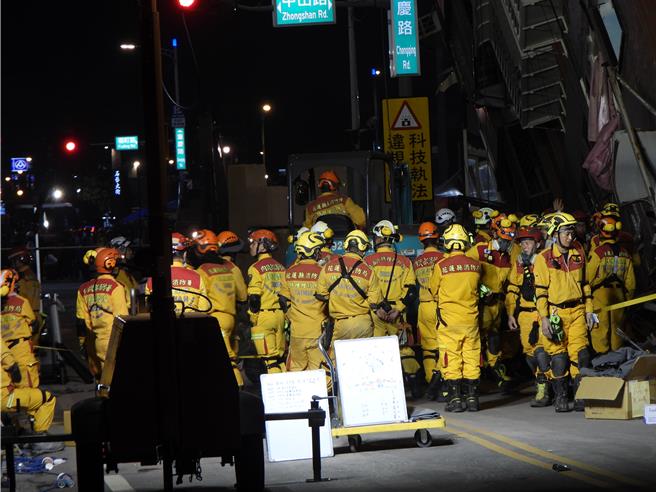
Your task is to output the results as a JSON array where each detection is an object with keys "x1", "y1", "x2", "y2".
[
  {"x1": 424, "y1": 371, "x2": 443, "y2": 401},
  {"x1": 493, "y1": 362, "x2": 514, "y2": 393},
  {"x1": 552, "y1": 378, "x2": 570, "y2": 413},
  {"x1": 406, "y1": 373, "x2": 423, "y2": 400},
  {"x1": 572, "y1": 375, "x2": 585, "y2": 412},
  {"x1": 463, "y1": 378, "x2": 480, "y2": 412},
  {"x1": 530, "y1": 373, "x2": 552, "y2": 407},
  {"x1": 445, "y1": 379, "x2": 466, "y2": 413}
]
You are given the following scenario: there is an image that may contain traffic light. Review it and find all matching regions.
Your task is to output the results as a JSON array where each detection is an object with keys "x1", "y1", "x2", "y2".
[
  {"x1": 177, "y1": 0, "x2": 197, "y2": 8},
  {"x1": 64, "y1": 140, "x2": 77, "y2": 153}
]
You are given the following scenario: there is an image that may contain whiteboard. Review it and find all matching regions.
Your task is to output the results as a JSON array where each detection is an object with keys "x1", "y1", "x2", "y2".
[
  {"x1": 261, "y1": 370, "x2": 334, "y2": 462},
  {"x1": 334, "y1": 336, "x2": 408, "y2": 427}
]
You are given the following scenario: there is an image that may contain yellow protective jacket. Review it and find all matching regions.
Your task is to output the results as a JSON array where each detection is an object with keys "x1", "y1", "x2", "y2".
[
  {"x1": 466, "y1": 241, "x2": 512, "y2": 294},
  {"x1": 1, "y1": 339, "x2": 17, "y2": 390},
  {"x1": 146, "y1": 259, "x2": 210, "y2": 314},
  {"x1": 303, "y1": 192, "x2": 366, "y2": 229},
  {"x1": 429, "y1": 251, "x2": 481, "y2": 326},
  {"x1": 197, "y1": 260, "x2": 247, "y2": 317},
  {"x1": 587, "y1": 239, "x2": 635, "y2": 299},
  {"x1": 505, "y1": 254, "x2": 538, "y2": 317},
  {"x1": 1, "y1": 294, "x2": 35, "y2": 342},
  {"x1": 247, "y1": 254, "x2": 286, "y2": 310},
  {"x1": 16, "y1": 268, "x2": 40, "y2": 315},
  {"x1": 533, "y1": 242, "x2": 593, "y2": 318},
  {"x1": 279, "y1": 259, "x2": 326, "y2": 338},
  {"x1": 115, "y1": 268, "x2": 138, "y2": 297},
  {"x1": 76, "y1": 274, "x2": 129, "y2": 334},
  {"x1": 364, "y1": 245, "x2": 416, "y2": 308},
  {"x1": 316, "y1": 252, "x2": 382, "y2": 319},
  {"x1": 413, "y1": 246, "x2": 445, "y2": 303}
]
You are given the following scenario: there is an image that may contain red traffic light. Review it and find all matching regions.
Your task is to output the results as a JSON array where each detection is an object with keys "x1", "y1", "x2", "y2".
[
  {"x1": 177, "y1": 0, "x2": 197, "y2": 8},
  {"x1": 64, "y1": 140, "x2": 77, "y2": 153}
]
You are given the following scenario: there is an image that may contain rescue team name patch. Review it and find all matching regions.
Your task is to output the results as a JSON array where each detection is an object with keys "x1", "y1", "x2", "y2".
[
  {"x1": 1, "y1": 296, "x2": 25, "y2": 311},
  {"x1": 80, "y1": 279, "x2": 118, "y2": 296},
  {"x1": 324, "y1": 259, "x2": 372, "y2": 280},
  {"x1": 256, "y1": 259, "x2": 285, "y2": 274},
  {"x1": 171, "y1": 266, "x2": 202, "y2": 289},
  {"x1": 414, "y1": 252, "x2": 443, "y2": 269},
  {"x1": 201, "y1": 263, "x2": 233, "y2": 276},
  {"x1": 286, "y1": 264, "x2": 321, "y2": 281},
  {"x1": 365, "y1": 254, "x2": 412, "y2": 268},
  {"x1": 439, "y1": 256, "x2": 480, "y2": 275},
  {"x1": 310, "y1": 194, "x2": 346, "y2": 213}
]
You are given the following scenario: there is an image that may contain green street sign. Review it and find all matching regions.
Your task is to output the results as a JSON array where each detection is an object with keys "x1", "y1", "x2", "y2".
[
  {"x1": 389, "y1": 0, "x2": 421, "y2": 77},
  {"x1": 273, "y1": 0, "x2": 335, "y2": 28},
  {"x1": 115, "y1": 135, "x2": 139, "y2": 150},
  {"x1": 175, "y1": 128, "x2": 186, "y2": 170}
]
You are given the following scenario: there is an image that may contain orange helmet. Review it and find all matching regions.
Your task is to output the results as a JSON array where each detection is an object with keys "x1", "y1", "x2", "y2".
[
  {"x1": 491, "y1": 214, "x2": 517, "y2": 241},
  {"x1": 171, "y1": 232, "x2": 189, "y2": 253},
  {"x1": 95, "y1": 248, "x2": 120, "y2": 274},
  {"x1": 598, "y1": 216, "x2": 622, "y2": 238},
  {"x1": 0, "y1": 269, "x2": 18, "y2": 297},
  {"x1": 193, "y1": 229, "x2": 218, "y2": 254},
  {"x1": 217, "y1": 230, "x2": 244, "y2": 254},
  {"x1": 248, "y1": 229, "x2": 278, "y2": 252},
  {"x1": 516, "y1": 227, "x2": 542, "y2": 243},
  {"x1": 418, "y1": 222, "x2": 439, "y2": 241},
  {"x1": 318, "y1": 170, "x2": 340, "y2": 192}
]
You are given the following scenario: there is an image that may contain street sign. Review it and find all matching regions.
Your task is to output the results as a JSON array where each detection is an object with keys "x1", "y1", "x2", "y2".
[
  {"x1": 389, "y1": 0, "x2": 421, "y2": 77},
  {"x1": 10, "y1": 158, "x2": 30, "y2": 173},
  {"x1": 273, "y1": 0, "x2": 335, "y2": 28},
  {"x1": 383, "y1": 97, "x2": 432, "y2": 201},
  {"x1": 114, "y1": 170, "x2": 121, "y2": 196},
  {"x1": 175, "y1": 128, "x2": 187, "y2": 170},
  {"x1": 115, "y1": 135, "x2": 139, "y2": 150},
  {"x1": 171, "y1": 105, "x2": 185, "y2": 128}
]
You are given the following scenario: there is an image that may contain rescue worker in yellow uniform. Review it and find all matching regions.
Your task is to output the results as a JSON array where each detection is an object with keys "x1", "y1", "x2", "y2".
[
  {"x1": 506, "y1": 227, "x2": 551, "y2": 407},
  {"x1": 534, "y1": 212, "x2": 595, "y2": 412},
  {"x1": 310, "y1": 220, "x2": 337, "y2": 267},
  {"x1": 587, "y1": 216, "x2": 635, "y2": 354},
  {"x1": 590, "y1": 203, "x2": 639, "y2": 266},
  {"x1": 279, "y1": 232, "x2": 328, "y2": 373},
  {"x1": 2, "y1": 339, "x2": 60, "y2": 450},
  {"x1": 466, "y1": 214, "x2": 517, "y2": 387},
  {"x1": 303, "y1": 170, "x2": 366, "y2": 229},
  {"x1": 316, "y1": 230, "x2": 386, "y2": 349},
  {"x1": 76, "y1": 248, "x2": 129, "y2": 378},
  {"x1": 194, "y1": 229, "x2": 247, "y2": 387},
  {"x1": 146, "y1": 233, "x2": 211, "y2": 316},
  {"x1": 362, "y1": 220, "x2": 421, "y2": 397},
  {"x1": 429, "y1": 224, "x2": 482, "y2": 412},
  {"x1": 472, "y1": 207, "x2": 498, "y2": 244},
  {"x1": 287, "y1": 227, "x2": 310, "y2": 267},
  {"x1": 247, "y1": 229, "x2": 287, "y2": 373},
  {"x1": 1, "y1": 269, "x2": 39, "y2": 388},
  {"x1": 8, "y1": 247, "x2": 42, "y2": 343},
  {"x1": 413, "y1": 222, "x2": 445, "y2": 400},
  {"x1": 109, "y1": 236, "x2": 139, "y2": 299}
]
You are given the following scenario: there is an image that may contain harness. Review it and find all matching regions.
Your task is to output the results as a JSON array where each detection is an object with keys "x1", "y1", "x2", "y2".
[{"x1": 327, "y1": 257, "x2": 367, "y2": 300}]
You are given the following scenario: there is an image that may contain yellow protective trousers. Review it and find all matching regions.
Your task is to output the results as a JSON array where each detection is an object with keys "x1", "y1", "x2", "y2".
[
  {"x1": 329, "y1": 314, "x2": 373, "y2": 366},
  {"x1": 437, "y1": 324, "x2": 481, "y2": 381},
  {"x1": 7, "y1": 338, "x2": 40, "y2": 388},
  {"x1": 418, "y1": 301, "x2": 440, "y2": 383},
  {"x1": 542, "y1": 305, "x2": 589, "y2": 378},
  {"x1": 591, "y1": 286, "x2": 625, "y2": 353},
  {"x1": 2, "y1": 387, "x2": 56, "y2": 433},
  {"x1": 480, "y1": 300, "x2": 501, "y2": 367},
  {"x1": 213, "y1": 312, "x2": 243, "y2": 387},
  {"x1": 250, "y1": 309, "x2": 286, "y2": 373},
  {"x1": 516, "y1": 310, "x2": 543, "y2": 356},
  {"x1": 288, "y1": 337, "x2": 325, "y2": 373},
  {"x1": 373, "y1": 315, "x2": 420, "y2": 376}
]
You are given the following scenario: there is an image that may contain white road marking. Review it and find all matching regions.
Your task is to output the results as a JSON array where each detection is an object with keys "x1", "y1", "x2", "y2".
[{"x1": 104, "y1": 474, "x2": 135, "y2": 491}]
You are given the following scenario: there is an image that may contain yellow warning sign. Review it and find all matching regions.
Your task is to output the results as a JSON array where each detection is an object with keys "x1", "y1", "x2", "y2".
[{"x1": 382, "y1": 97, "x2": 432, "y2": 201}]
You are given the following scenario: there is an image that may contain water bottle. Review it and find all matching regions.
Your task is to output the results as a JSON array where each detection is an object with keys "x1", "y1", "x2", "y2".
[
  {"x1": 42, "y1": 457, "x2": 54, "y2": 471},
  {"x1": 55, "y1": 473, "x2": 75, "y2": 488}
]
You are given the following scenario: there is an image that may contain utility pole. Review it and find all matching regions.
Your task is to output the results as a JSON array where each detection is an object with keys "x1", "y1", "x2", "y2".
[{"x1": 348, "y1": 6, "x2": 361, "y2": 149}]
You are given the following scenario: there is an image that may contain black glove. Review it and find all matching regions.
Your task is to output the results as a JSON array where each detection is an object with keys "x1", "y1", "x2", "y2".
[
  {"x1": 8, "y1": 363, "x2": 22, "y2": 384},
  {"x1": 248, "y1": 294, "x2": 261, "y2": 314},
  {"x1": 278, "y1": 295, "x2": 290, "y2": 313}
]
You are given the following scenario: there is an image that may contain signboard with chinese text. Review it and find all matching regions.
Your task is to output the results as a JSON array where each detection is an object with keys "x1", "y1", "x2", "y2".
[
  {"x1": 382, "y1": 97, "x2": 432, "y2": 201},
  {"x1": 115, "y1": 136, "x2": 139, "y2": 151},
  {"x1": 175, "y1": 128, "x2": 187, "y2": 171},
  {"x1": 273, "y1": 0, "x2": 335, "y2": 27},
  {"x1": 114, "y1": 170, "x2": 121, "y2": 196},
  {"x1": 389, "y1": 0, "x2": 421, "y2": 77}
]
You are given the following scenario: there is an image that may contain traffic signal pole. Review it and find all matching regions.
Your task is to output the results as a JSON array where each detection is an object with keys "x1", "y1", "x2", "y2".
[{"x1": 140, "y1": 1, "x2": 178, "y2": 488}]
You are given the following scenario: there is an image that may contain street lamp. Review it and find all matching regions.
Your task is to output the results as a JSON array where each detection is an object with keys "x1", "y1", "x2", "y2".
[
  {"x1": 120, "y1": 43, "x2": 137, "y2": 50},
  {"x1": 261, "y1": 103, "x2": 272, "y2": 168},
  {"x1": 52, "y1": 188, "x2": 63, "y2": 200}
]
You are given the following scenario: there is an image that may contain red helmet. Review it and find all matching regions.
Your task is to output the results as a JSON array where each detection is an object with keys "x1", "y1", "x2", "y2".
[
  {"x1": 171, "y1": 232, "x2": 189, "y2": 253},
  {"x1": 418, "y1": 222, "x2": 439, "y2": 241},
  {"x1": 598, "y1": 216, "x2": 622, "y2": 238},
  {"x1": 95, "y1": 248, "x2": 120, "y2": 274},
  {"x1": 491, "y1": 214, "x2": 517, "y2": 241},
  {"x1": 193, "y1": 229, "x2": 218, "y2": 254},
  {"x1": 516, "y1": 227, "x2": 542, "y2": 243},
  {"x1": 318, "y1": 170, "x2": 340, "y2": 192},
  {"x1": 248, "y1": 229, "x2": 278, "y2": 252}
]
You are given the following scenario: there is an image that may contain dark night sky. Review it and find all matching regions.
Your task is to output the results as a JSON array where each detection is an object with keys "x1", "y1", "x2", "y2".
[{"x1": 2, "y1": 0, "x2": 395, "y2": 175}]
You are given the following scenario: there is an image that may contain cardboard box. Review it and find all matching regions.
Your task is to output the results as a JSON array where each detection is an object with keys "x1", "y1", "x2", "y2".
[{"x1": 575, "y1": 355, "x2": 656, "y2": 420}]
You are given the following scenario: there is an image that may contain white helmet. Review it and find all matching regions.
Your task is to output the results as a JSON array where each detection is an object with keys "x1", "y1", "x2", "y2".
[
  {"x1": 372, "y1": 219, "x2": 400, "y2": 241},
  {"x1": 288, "y1": 226, "x2": 309, "y2": 244},
  {"x1": 435, "y1": 208, "x2": 456, "y2": 226},
  {"x1": 310, "y1": 220, "x2": 334, "y2": 240}
]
